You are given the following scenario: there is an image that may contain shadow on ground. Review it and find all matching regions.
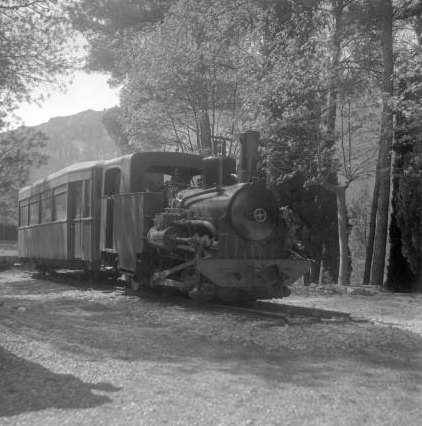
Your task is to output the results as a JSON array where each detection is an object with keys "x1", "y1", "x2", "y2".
[
  {"x1": 0, "y1": 346, "x2": 120, "y2": 418},
  {"x1": 2, "y1": 274, "x2": 422, "y2": 398}
]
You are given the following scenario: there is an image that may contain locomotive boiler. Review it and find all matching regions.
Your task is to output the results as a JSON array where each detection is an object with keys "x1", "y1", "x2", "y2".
[{"x1": 18, "y1": 131, "x2": 310, "y2": 302}]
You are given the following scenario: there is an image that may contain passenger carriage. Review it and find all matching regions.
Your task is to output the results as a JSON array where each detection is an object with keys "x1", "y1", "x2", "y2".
[
  {"x1": 18, "y1": 161, "x2": 103, "y2": 268},
  {"x1": 18, "y1": 152, "x2": 202, "y2": 273}
]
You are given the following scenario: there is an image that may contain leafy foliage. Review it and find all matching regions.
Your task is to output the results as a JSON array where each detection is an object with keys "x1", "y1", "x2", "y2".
[
  {"x1": 69, "y1": 0, "x2": 173, "y2": 79},
  {"x1": 68, "y1": 0, "x2": 422, "y2": 289},
  {"x1": 0, "y1": 128, "x2": 48, "y2": 225},
  {"x1": 396, "y1": 155, "x2": 422, "y2": 285},
  {"x1": 0, "y1": 0, "x2": 74, "y2": 119},
  {"x1": 71, "y1": 0, "x2": 261, "y2": 151},
  {"x1": 276, "y1": 172, "x2": 339, "y2": 282},
  {"x1": 102, "y1": 107, "x2": 132, "y2": 154},
  {"x1": 0, "y1": 128, "x2": 48, "y2": 194},
  {"x1": 386, "y1": 28, "x2": 422, "y2": 291},
  {"x1": 0, "y1": 1, "x2": 75, "y2": 227},
  {"x1": 119, "y1": 0, "x2": 259, "y2": 151}
]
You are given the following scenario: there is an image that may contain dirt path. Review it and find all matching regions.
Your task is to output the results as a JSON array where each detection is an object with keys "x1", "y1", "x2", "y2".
[{"x1": 0, "y1": 270, "x2": 421, "y2": 426}]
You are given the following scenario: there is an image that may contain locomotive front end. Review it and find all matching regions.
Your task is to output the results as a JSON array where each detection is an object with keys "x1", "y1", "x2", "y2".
[
  {"x1": 184, "y1": 182, "x2": 310, "y2": 301},
  {"x1": 145, "y1": 131, "x2": 311, "y2": 302}
]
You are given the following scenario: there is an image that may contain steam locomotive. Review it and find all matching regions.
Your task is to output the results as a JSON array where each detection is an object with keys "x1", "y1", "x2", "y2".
[{"x1": 18, "y1": 131, "x2": 310, "y2": 302}]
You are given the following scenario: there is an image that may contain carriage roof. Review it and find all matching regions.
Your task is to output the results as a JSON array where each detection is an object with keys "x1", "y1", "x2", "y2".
[
  {"x1": 19, "y1": 160, "x2": 104, "y2": 199},
  {"x1": 19, "y1": 151, "x2": 204, "y2": 200}
]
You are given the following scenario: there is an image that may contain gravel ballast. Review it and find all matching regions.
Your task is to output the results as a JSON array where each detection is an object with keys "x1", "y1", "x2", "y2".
[{"x1": 0, "y1": 270, "x2": 421, "y2": 426}]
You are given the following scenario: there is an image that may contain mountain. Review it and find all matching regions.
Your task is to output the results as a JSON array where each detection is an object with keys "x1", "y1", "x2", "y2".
[
  {"x1": 30, "y1": 109, "x2": 119, "y2": 182},
  {"x1": 0, "y1": 110, "x2": 119, "y2": 227}
]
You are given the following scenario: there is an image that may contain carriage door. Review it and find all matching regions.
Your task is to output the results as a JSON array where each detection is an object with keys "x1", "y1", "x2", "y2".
[
  {"x1": 70, "y1": 181, "x2": 84, "y2": 259},
  {"x1": 103, "y1": 168, "x2": 121, "y2": 249}
]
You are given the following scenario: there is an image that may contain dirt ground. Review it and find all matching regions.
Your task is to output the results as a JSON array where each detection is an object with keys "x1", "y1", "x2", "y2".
[{"x1": 0, "y1": 269, "x2": 421, "y2": 426}]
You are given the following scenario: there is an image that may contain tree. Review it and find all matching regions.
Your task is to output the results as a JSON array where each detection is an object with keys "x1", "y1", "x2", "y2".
[
  {"x1": 71, "y1": 0, "x2": 422, "y2": 291},
  {"x1": 0, "y1": 1, "x2": 72, "y2": 226},
  {"x1": 70, "y1": 0, "x2": 193, "y2": 150},
  {"x1": 356, "y1": 0, "x2": 422, "y2": 287},
  {"x1": 102, "y1": 107, "x2": 132, "y2": 154},
  {"x1": 0, "y1": 128, "x2": 48, "y2": 224},
  {"x1": 316, "y1": 0, "x2": 380, "y2": 286},
  {"x1": 349, "y1": 185, "x2": 372, "y2": 281},
  {"x1": 367, "y1": 0, "x2": 394, "y2": 286},
  {"x1": 122, "y1": 0, "x2": 256, "y2": 152},
  {"x1": 69, "y1": 0, "x2": 173, "y2": 78},
  {"x1": 0, "y1": 0, "x2": 73, "y2": 119},
  {"x1": 255, "y1": 0, "x2": 381, "y2": 285},
  {"x1": 386, "y1": 26, "x2": 422, "y2": 290},
  {"x1": 73, "y1": 0, "x2": 259, "y2": 153},
  {"x1": 252, "y1": 1, "x2": 338, "y2": 283},
  {"x1": 0, "y1": 128, "x2": 48, "y2": 194}
]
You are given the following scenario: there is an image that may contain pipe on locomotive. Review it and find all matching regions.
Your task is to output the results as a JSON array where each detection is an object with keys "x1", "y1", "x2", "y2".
[
  {"x1": 173, "y1": 219, "x2": 217, "y2": 236},
  {"x1": 146, "y1": 220, "x2": 215, "y2": 252}
]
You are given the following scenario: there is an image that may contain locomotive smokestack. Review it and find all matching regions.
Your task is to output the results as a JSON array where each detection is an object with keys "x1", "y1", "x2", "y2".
[{"x1": 239, "y1": 131, "x2": 260, "y2": 183}]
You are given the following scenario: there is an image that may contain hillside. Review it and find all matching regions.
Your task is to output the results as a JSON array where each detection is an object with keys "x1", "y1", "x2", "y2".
[
  {"x1": 30, "y1": 109, "x2": 119, "y2": 182},
  {"x1": 0, "y1": 110, "x2": 119, "y2": 226}
]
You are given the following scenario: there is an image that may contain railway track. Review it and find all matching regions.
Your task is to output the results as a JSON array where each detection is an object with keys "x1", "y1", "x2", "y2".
[{"x1": 24, "y1": 267, "x2": 364, "y2": 325}]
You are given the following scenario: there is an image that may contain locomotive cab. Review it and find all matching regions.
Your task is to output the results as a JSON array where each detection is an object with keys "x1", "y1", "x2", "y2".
[{"x1": 98, "y1": 152, "x2": 203, "y2": 276}]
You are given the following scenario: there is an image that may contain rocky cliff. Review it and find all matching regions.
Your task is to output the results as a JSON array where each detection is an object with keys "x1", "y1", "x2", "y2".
[{"x1": 30, "y1": 109, "x2": 118, "y2": 182}]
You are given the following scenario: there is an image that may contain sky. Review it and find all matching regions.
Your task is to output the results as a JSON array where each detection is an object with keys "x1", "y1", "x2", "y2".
[{"x1": 15, "y1": 71, "x2": 120, "y2": 127}]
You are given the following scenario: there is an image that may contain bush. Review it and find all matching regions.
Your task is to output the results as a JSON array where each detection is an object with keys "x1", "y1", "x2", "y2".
[
  {"x1": 0, "y1": 224, "x2": 17, "y2": 240},
  {"x1": 396, "y1": 154, "x2": 422, "y2": 288}
]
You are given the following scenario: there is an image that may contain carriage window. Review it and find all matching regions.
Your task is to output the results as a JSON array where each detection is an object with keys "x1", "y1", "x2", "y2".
[
  {"x1": 19, "y1": 200, "x2": 29, "y2": 227},
  {"x1": 53, "y1": 185, "x2": 67, "y2": 221},
  {"x1": 29, "y1": 195, "x2": 40, "y2": 225},
  {"x1": 40, "y1": 191, "x2": 52, "y2": 223},
  {"x1": 84, "y1": 180, "x2": 91, "y2": 217},
  {"x1": 73, "y1": 181, "x2": 83, "y2": 218}
]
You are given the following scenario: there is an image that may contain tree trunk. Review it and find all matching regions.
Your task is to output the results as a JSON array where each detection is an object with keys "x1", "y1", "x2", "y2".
[
  {"x1": 318, "y1": 245, "x2": 326, "y2": 285},
  {"x1": 324, "y1": 0, "x2": 349, "y2": 284},
  {"x1": 362, "y1": 160, "x2": 380, "y2": 284},
  {"x1": 198, "y1": 90, "x2": 212, "y2": 156},
  {"x1": 386, "y1": 146, "x2": 415, "y2": 290},
  {"x1": 335, "y1": 185, "x2": 350, "y2": 285},
  {"x1": 370, "y1": 0, "x2": 394, "y2": 286},
  {"x1": 325, "y1": 0, "x2": 343, "y2": 150}
]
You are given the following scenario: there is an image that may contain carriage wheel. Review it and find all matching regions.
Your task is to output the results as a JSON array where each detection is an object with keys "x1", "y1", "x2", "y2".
[{"x1": 128, "y1": 275, "x2": 140, "y2": 291}]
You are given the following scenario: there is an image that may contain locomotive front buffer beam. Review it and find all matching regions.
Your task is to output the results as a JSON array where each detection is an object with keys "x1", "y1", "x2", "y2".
[
  {"x1": 147, "y1": 256, "x2": 311, "y2": 303},
  {"x1": 193, "y1": 257, "x2": 312, "y2": 302}
]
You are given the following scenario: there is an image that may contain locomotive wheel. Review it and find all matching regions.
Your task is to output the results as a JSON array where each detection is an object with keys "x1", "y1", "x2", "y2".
[{"x1": 123, "y1": 274, "x2": 140, "y2": 291}]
